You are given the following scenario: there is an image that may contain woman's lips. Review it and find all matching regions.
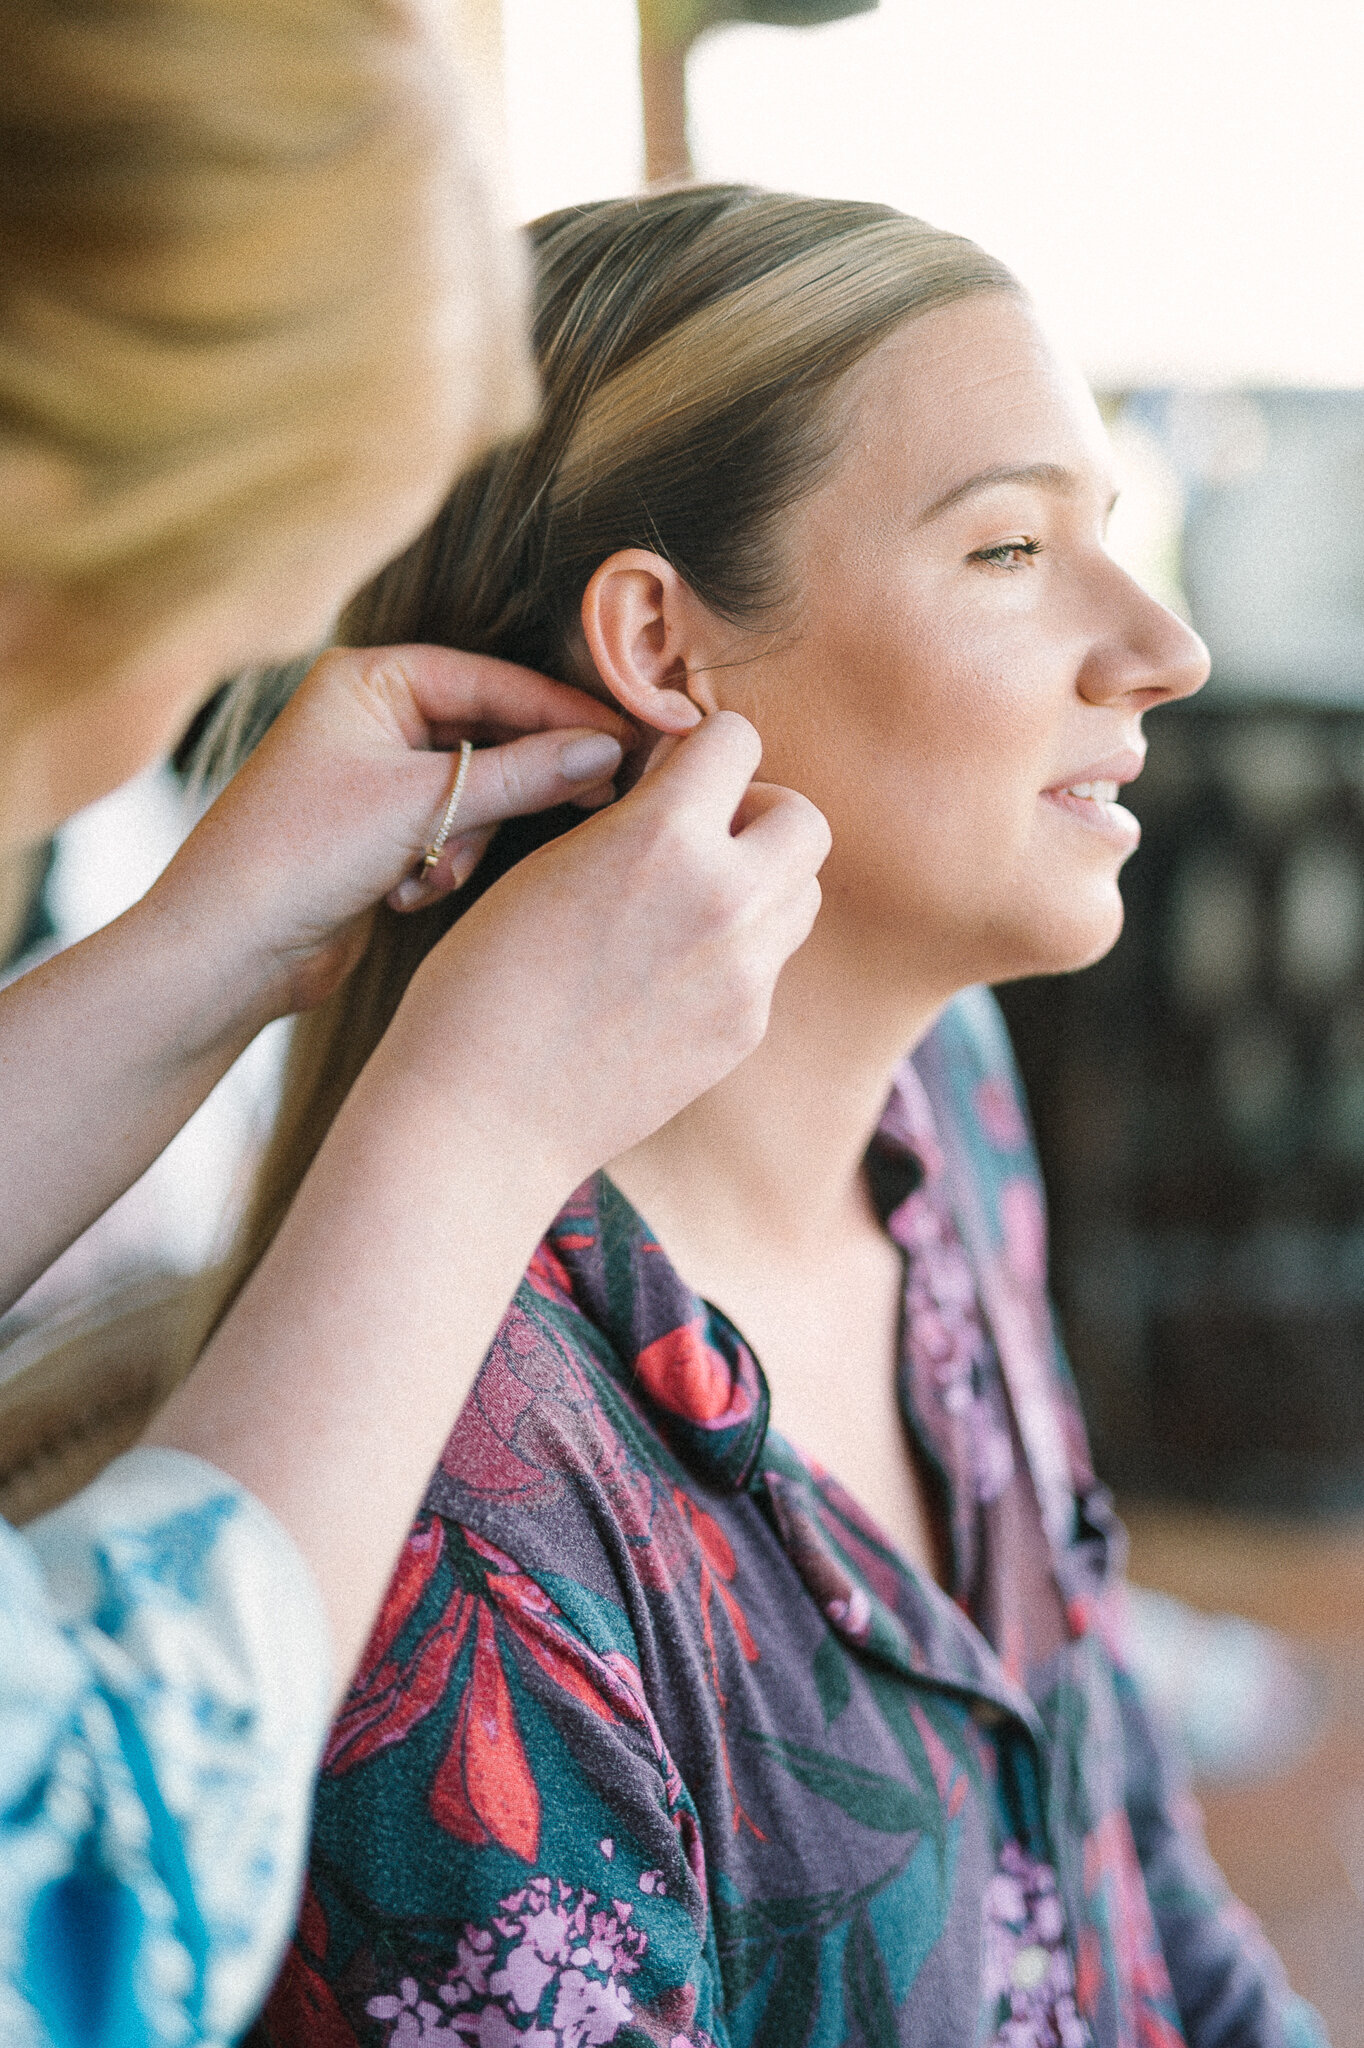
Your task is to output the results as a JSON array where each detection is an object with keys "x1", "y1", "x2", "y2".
[{"x1": 1039, "y1": 778, "x2": 1141, "y2": 849}]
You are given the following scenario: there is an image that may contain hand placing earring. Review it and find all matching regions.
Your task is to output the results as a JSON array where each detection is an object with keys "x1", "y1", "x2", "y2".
[{"x1": 387, "y1": 725, "x2": 624, "y2": 911}]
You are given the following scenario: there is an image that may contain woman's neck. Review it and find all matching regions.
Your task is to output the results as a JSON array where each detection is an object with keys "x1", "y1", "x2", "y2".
[
  {"x1": 606, "y1": 917, "x2": 954, "y2": 1581},
  {"x1": 609, "y1": 915, "x2": 956, "y2": 1585},
  {"x1": 606, "y1": 913, "x2": 947, "y2": 1278}
]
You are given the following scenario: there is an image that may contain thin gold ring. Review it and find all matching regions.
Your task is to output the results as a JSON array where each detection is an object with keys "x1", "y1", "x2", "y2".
[{"x1": 419, "y1": 739, "x2": 474, "y2": 877}]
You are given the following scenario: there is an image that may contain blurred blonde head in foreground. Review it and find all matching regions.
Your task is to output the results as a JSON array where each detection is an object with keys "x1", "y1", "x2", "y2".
[{"x1": 0, "y1": 0, "x2": 534, "y2": 848}]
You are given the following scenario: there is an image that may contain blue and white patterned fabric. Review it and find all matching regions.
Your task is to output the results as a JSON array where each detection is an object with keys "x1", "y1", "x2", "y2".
[{"x1": 0, "y1": 1446, "x2": 331, "y2": 2047}]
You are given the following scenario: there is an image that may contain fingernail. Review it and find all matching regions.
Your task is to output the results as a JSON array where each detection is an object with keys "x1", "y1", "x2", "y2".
[
  {"x1": 391, "y1": 876, "x2": 424, "y2": 911},
  {"x1": 559, "y1": 732, "x2": 623, "y2": 781}
]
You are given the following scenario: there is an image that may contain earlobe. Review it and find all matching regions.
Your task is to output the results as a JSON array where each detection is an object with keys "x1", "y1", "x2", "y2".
[{"x1": 580, "y1": 550, "x2": 704, "y2": 735}]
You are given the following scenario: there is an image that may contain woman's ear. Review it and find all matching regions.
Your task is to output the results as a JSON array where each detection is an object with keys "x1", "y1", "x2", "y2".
[{"x1": 580, "y1": 550, "x2": 713, "y2": 735}]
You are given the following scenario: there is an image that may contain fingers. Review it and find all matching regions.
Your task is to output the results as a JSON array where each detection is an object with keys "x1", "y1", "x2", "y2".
[
  {"x1": 466, "y1": 728, "x2": 623, "y2": 830},
  {"x1": 627, "y1": 711, "x2": 764, "y2": 823},
  {"x1": 755, "y1": 873, "x2": 825, "y2": 975},
  {"x1": 730, "y1": 780, "x2": 832, "y2": 873},
  {"x1": 612, "y1": 713, "x2": 828, "y2": 911},
  {"x1": 729, "y1": 794, "x2": 828, "y2": 991},
  {"x1": 369, "y1": 645, "x2": 629, "y2": 748},
  {"x1": 646, "y1": 713, "x2": 830, "y2": 879},
  {"x1": 388, "y1": 727, "x2": 623, "y2": 912}
]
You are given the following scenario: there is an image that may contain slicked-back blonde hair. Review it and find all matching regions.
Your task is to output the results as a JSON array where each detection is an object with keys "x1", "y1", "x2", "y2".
[
  {"x1": 212, "y1": 185, "x2": 1019, "y2": 1320},
  {"x1": 0, "y1": 0, "x2": 531, "y2": 670}
]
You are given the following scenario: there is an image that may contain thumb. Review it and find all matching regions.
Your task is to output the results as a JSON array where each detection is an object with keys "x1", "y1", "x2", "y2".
[
  {"x1": 389, "y1": 725, "x2": 626, "y2": 908},
  {"x1": 629, "y1": 711, "x2": 765, "y2": 825}
]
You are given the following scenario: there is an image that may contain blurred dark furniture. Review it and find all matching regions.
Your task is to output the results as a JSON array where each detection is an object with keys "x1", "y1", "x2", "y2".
[{"x1": 997, "y1": 699, "x2": 1364, "y2": 1512}]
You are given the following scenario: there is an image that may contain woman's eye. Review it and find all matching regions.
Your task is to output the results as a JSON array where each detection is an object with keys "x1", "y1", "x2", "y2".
[{"x1": 970, "y1": 538, "x2": 1043, "y2": 569}]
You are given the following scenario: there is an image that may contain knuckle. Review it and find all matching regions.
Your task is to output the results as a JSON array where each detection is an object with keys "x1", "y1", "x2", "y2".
[
  {"x1": 489, "y1": 745, "x2": 523, "y2": 817},
  {"x1": 298, "y1": 645, "x2": 352, "y2": 703},
  {"x1": 730, "y1": 985, "x2": 772, "y2": 1055},
  {"x1": 698, "y1": 871, "x2": 745, "y2": 939},
  {"x1": 636, "y1": 811, "x2": 705, "y2": 893},
  {"x1": 650, "y1": 805, "x2": 698, "y2": 861},
  {"x1": 783, "y1": 793, "x2": 831, "y2": 857},
  {"x1": 360, "y1": 648, "x2": 412, "y2": 699}
]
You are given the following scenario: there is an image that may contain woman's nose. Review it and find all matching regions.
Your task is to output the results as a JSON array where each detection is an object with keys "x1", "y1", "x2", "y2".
[{"x1": 1076, "y1": 565, "x2": 1211, "y2": 711}]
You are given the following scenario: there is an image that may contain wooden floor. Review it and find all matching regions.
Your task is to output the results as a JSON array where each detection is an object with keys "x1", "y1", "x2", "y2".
[{"x1": 1123, "y1": 1504, "x2": 1364, "y2": 2044}]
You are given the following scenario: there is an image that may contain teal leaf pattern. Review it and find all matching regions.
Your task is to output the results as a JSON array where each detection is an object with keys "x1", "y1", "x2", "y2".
[
  {"x1": 266, "y1": 989, "x2": 1323, "y2": 2048},
  {"x1": 738, "y1": 1731, "x2": 932, "y2": 1837},
  {"x1": 813, "y1": 1632, "x2": 852, "y2": 1728},
  {"x1": 844, "y1": 1905, "x2": 899, "y2": 2048}
]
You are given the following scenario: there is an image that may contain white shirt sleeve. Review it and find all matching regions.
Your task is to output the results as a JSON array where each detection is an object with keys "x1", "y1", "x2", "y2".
[{"x1": 0, "y1": 1446, "x2": 332, "y2": 2047}]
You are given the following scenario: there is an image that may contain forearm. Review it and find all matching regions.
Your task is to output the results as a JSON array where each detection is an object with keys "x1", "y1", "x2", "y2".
[
  {"x1": 0, "y1": 886, "x2": 276, "y2": 1313},
  {"x1": 143, "y1": 709, "x2": 826, "y2": 1701},
  {"x1": 143, "y1": 1009, "x2": 562, "y2": 1698}
]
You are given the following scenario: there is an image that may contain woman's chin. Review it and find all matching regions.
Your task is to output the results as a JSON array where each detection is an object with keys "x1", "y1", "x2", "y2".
[
  {"x1": 1045, "y1": 890, "x2": 1127, "y2": 975},
  {"x1": 981, "y1": 885, "x2": 1127, "y2": 986}
]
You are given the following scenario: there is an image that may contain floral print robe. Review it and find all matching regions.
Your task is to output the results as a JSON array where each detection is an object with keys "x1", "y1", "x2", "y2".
[
  {"x1": 255, "y1": 988, "x2": 1325, "y2": 2048},
  {"x1": 2, "y1": 1447, "x2": 330, "y2": 2047}
]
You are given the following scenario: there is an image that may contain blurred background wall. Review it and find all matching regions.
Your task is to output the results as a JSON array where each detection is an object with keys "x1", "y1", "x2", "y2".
[{"x1": 503, "y1": 0, "x2": 1364, "y2": 387}]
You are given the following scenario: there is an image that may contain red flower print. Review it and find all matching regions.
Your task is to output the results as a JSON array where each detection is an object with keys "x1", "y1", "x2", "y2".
[
  {"x1": 1080, "y1": 1809, "x2": 1184, "y2": 2048},
  {"x1": 634, "y1": 1321, "x2": 733, "y2": 1424},
  {"x1": 432, "y1": 1600, "x2": 542, "y2": 1863},
  {"x1": 671, "y1": 1491, "x2": 764, "y2": 1842},
  {"x1": 261, "y1": 1953, "x2": 362, "y2": 2048},
  {"x1": 525, "y1": 1238, "x2": 577, "y2": 1305},
  {"x1": 464, "y1": 1530, "x2": 688, "y2": 1816},
  {"x1": 329, "y1": 1519, "x2": 705, "y2": 1873},
  {"x1": 260, "y1": 1881, "x2": 362, "y2": 2048},
  {"x1": 682, "y1": 1495, "x2": 759, "y2": 1668},
  {"x1": 326, "y1": 1521, "x2": 473, "y2": 1776},
  {"x1": 1074, "y1": 1930, "x2": 1105, "y2": 2023}
]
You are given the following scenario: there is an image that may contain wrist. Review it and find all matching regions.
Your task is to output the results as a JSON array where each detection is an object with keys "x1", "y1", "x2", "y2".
[
  {"x1": 360, "y1": 984, "x2": 579, "y2": 1245},
  {"x1": 123, "y1": 876, "x2": 285, "y2": 1066}
]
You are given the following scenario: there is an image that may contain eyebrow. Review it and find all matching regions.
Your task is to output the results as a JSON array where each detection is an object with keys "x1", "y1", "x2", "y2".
[{"x1": 915, "y1": 461, "x2": 1089, "y2": 525}]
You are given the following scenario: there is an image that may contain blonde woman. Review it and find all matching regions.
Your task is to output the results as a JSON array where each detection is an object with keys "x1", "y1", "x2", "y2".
[
  {"x1": 0, "y1": 17, "x2": 827, "y2": 2048},
  {"x1": 244, "y1": 189, "x2": 1321, "y2": 2048}
]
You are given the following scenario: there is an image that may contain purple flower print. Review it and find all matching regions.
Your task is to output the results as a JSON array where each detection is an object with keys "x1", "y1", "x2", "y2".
[
  {"x1": 367, "y1": 1878, "x2": 648, "y2": 2046},
  {"x1": 365, "y1": 1977, "x2": 507, "y2": 2048},
  {"x1": 453, "y1": 1929, "x2": 495, "y2": 2002},
  {"x1": 1000, "y1": 1176, "x2": 1048, "y2": 1289},
  {"x1": 825, "y1": 1583, "x2": 872, "y2": 1642},
  {"x1": 551, "y1": 1969, "x2": 634, "y2": 2046},
  {"x1": 895, "y1": 1184, "x2": 1016, "y2": 1509},
  {"x1": 982, "y1": 1842, "x2": 1089, "y2": 2048},
  {"x1": 974, "y1": 1075, "x2": 1029, "y2": 1153}
]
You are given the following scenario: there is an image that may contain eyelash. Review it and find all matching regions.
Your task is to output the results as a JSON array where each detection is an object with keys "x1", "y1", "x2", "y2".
[{"x1": 970, "y1": 538, "x2": 1043, "y2": 570}]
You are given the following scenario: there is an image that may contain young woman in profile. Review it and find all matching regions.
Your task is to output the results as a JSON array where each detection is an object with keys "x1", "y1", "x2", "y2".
[{"x1": 237, "y1": 189, "x2": 1321, "y2": 2048}]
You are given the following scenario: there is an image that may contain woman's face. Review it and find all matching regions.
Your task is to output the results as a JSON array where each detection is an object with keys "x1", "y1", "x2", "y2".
[
  {"x1": 690, "y1": 293, "x2": 1209, "y2": 996},
  {"x1": 0, "y1": 470, "x2": 448, "y2": 853}
]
